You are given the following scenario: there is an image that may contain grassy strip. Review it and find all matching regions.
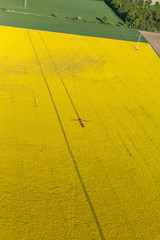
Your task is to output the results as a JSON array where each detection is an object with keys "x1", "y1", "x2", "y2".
[{"x1": 0, "y1": 10, "x2": 147, "y2": 42}]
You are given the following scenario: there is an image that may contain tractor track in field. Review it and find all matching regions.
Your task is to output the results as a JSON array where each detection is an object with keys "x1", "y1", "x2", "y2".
[{"x1": 5, "y1": 9, "x2": 52, "y2": 18}]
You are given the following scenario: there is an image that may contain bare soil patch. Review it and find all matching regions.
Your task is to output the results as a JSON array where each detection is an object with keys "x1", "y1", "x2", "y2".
[{"x1": 139, "y1": 31, "x2": 160, "y2": 56}]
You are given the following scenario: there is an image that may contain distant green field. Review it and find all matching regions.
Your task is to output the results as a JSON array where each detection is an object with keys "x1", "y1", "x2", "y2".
[
  {"x1": 0, "y1": 0, "x2": 123, "y2": 23},
  {"x1": 0, "y1": 0, "x2": 147, "y2": 42}
]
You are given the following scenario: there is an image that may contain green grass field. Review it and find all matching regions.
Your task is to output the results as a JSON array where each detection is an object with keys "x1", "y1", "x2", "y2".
[
  {"x1": 0, "y1": 0, "x2": 147, "y2": 41},
  {"x1": 1, "y1": 0, "x2": 122, "y2": 22}
]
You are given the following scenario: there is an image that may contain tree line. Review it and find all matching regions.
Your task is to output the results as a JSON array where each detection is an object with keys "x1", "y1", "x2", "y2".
[{"x1": 105, "y1": 0, "x2": 160, "y2": 31}]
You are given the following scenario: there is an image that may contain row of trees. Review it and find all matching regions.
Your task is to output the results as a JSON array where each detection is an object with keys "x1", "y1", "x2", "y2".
[{"x1": 105, "y1": 0, "x2": 160, "y2": 31}]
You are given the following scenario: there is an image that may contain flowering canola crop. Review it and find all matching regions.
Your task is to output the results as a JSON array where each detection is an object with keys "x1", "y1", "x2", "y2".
[{"x1": 0, "y1": 26, "x2": 160, "y2": 240}]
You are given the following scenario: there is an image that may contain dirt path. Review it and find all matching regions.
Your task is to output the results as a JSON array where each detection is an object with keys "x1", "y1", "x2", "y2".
[
  {"x1": 139, "y1": 31, "x2": 160, "y2": 56},
  {"x1": 6, "y1": 9, "x2": 52, "y2": 18}
]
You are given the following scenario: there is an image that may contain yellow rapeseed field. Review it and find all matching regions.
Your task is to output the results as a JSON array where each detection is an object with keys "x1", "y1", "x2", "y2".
[{"x1": 0, "y1": 25, "x2": 160, "y2": 240}]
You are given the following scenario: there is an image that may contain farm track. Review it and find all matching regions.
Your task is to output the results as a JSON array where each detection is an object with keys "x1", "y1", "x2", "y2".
[
  {"x1": 140, "y1": 30, "x2": 160, "y2": 56},
  {"x1": 6, "y1": 9, "x2": 51, "y2": 17},
  {"x1": 0, "y1": 25, "x2": 160, "y2": 239}
]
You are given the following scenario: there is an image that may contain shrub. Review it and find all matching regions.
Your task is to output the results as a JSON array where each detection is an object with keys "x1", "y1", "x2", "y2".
[
  {"x1": 103, "y1": 16, "x2": 108, "y2": 23},
  {"x1": 0, "y1": 8, "x2": 7, "y2": 11},
  {"x1": 52, "y1": 12, "x2": 58, "y2": 18},
  {"x1": 76, "y1": 16, "x2": 81, "y2": 21},
  {"x1": 107, "y1": 22, "x2": 114, "y2": 26}
]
